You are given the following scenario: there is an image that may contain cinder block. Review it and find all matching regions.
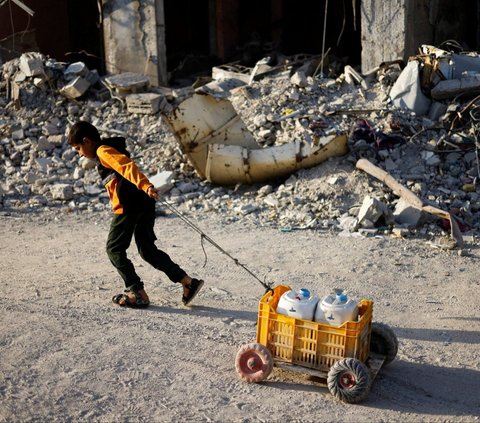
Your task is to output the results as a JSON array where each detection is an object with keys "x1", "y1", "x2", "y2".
[{"x1": 126, "y1": 93, "x2": 164, "y2": 114}]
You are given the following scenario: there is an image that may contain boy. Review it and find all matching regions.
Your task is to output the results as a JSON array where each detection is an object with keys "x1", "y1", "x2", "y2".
[{"x1": 68, "y1": 121, "x2": 204, "y2": 308}]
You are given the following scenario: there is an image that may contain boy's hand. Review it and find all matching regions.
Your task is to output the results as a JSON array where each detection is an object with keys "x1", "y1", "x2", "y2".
[{"x1": 147, "y1": 185, "x2": 159, "y2": 199}]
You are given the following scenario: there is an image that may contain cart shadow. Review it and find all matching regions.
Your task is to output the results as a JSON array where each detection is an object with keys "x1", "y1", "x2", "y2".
[
  {"x1": 262, "y1": 361, "x2": 479, "y2": 416},
  {"x1": 261, "y1": 378, "x2": 328, "y2": 394},
  {"x1": 394, "y1": 325, "x2": 480, "y2": 344},
  {"x1": 366, "y1": 360, "x2": 480, "y2": 416}
]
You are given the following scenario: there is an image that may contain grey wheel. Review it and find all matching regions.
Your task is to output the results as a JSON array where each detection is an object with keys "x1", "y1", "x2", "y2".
[
  {"x1": 235, "y1": 343, "x2": 273, "y2": 383},
  {"x1": 327, "y1": 358, "x2": 371, "y2": 403},
  {"x1": 370, "y1": 322, "x2": 398, "y2": 365}
]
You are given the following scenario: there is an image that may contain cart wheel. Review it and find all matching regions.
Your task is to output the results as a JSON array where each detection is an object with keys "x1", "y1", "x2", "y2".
[
  {"x1": 327, "y1": 358, "x2": 371, "y2": 403},
  {"x1": 235, "y1": 343, "x2": 273, "y2": 383},
  {"x1": 370, "y1": 322, "x2": 398, "y2": 365}
]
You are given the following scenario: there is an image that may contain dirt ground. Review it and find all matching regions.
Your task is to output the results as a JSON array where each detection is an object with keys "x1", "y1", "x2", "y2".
[{"x1": 1, "y1": 209, "x2": 479, "y2": 422}]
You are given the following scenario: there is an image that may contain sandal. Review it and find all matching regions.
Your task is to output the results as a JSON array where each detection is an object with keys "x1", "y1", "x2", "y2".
[
  {"x1": 182, "y1": 278, "x2": 204, "y2": 306},
  {"x1": 112, "y1": 289, "x2": 150, "y2": 308}
]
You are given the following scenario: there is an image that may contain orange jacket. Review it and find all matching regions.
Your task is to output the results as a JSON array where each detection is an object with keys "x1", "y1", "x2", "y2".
[{"x1": 96, "y1": 143, "x2": 153, "y2": 214}]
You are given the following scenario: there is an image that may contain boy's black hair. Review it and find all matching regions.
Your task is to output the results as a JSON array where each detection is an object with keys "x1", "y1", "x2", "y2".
[{"x1": 68, "y1": 121, "x2": 101, "y2": 146}]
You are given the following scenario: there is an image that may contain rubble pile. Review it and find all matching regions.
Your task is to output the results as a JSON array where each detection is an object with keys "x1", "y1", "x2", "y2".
[{"x1": 1, "y1": 51, "x2": 480, "y2": 247}]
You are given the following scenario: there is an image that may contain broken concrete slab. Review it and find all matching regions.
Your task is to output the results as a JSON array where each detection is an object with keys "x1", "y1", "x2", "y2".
[
  {"x1": 59, "y1": 76, "x2": 90, "y2": 99},
  {"x1": 356, "y1": 158, "x2": 464, "y2": 247},
  {"x1": 389, "y1": 60, "x2": 431, "y2": 116},
  {"x1": 212, "y1": 62, "x2": 252, "y2": 84},
  {"x1": 104, "y1": 72, "x2": 150, "y2": 97},
  {"x1": 64, "y1": 62, "x2": 89, "y2": 80},
  {"x1": 430, "y1": 77, "x2": 480, "y2": 100},
  {"x1": 125, "y1": 93, "x2": 169, "y2": 114},
  {"x1": 19, "y1": 52, "x2": 44, "y2": 77},
  {"x1": 149, "y1": 170, "x2": 174, "y2": 194},
  {"x1": 393, "y1": 197, "x2": 425, "y2": 227},
  {"x1": 195, "y1": 79, "x2": 246, "y2": 98}
]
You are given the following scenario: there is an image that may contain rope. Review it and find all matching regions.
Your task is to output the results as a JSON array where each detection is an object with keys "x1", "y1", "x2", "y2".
[{"x1": 158, "y1": 198, "x2": 273, "y2": 291}]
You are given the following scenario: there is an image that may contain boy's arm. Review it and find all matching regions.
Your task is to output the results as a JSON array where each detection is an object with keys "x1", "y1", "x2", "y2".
[{"x1": 97, "y1": 145, "x2": 156, "y2": 196}]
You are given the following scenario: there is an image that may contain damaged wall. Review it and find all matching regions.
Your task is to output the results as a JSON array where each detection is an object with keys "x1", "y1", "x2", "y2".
[
  {"x1": 101, "y1": 0, "x2": 167, "y2": 86},
  {"x1": 7, "y1": 0, "x2": 476, "y2": 87},
  {"x1": 360, "y1": 0, "x2": 410, "y2": 73},
  {"x1": 361, "y1": 0, "x2": 480, "y2": 74},
  {"x1": 0, "y1": 0, "x2": 102, "y2": 71}
]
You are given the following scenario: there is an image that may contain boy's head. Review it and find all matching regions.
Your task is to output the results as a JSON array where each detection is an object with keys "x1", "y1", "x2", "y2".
[{"x1": 68, "y1": 121, "x2": 101, "y2": 159}]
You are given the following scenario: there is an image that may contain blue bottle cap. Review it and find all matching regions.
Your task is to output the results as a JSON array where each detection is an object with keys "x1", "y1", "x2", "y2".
[{"x1": 299, "y1": 288, "x2": 310, "y2": 298}]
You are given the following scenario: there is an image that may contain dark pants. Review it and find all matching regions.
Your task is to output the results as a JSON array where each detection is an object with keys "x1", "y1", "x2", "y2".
[{"x1": 106, "y1": 209, "x2": 187, "y2": 292}]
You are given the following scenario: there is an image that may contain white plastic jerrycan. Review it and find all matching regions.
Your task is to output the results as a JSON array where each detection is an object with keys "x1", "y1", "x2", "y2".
[
  {"x1": 276, "y1": 288, "x2": 319, "y2": 321},
  {"x1": 314, "y1": 288, "x2": 359, "y2": 326}
]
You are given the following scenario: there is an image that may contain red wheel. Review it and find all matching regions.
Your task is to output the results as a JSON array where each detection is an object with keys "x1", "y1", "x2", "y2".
[
  {"x1": 327, "y1": 358, "x2": 370, "y2": 403},
  {"x1": 339, "y1": 372, "x2": 357, "y2": 389},
  {"x1": 235, "y1": 343, "x2": 273, "y2": 383}
]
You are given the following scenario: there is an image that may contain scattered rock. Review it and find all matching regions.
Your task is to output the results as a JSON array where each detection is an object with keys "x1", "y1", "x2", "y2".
[{"x1": 1, "y1": 51, "x2": 479, "y2": 245}]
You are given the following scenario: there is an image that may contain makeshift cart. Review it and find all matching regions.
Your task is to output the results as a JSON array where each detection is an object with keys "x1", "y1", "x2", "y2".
[{"x1": 235, "y1": 285, "x2": 398, "y2": 403}]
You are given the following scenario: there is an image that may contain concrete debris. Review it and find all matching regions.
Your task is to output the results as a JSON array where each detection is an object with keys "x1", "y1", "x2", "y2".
[
  {"x1": 50, "y1": 183, "x2": 74, "y2": 201},
  {"x1": 390, "y1": 44, "x2": 480, "y2": 116},
  {"x1": 356, "y1": 158, "x2": 464, "y2": 247},
  {"x1": 104, "y1": 72, "x2": 150, "y2": 97},
  {"x1": 393, "y1": 198, "x2": 425, "y2": 227},
  {"x1": 1, "y1": 48, "x2": 480, "y2": 248},
  {"x1": 431, "y1": 77, "x2": 480, "y2": 100},
  {"x1": 59, "y1": 76, "x2": 90, "y2": 99},
  {"x1": 19, "y1": 52, "x2": 44, "y2": 77},
  {"x1": 126, "y1": 93, "x2": 171, "y2": 115},
  {"x1": 64, "y1": 62, "x2": 89, "y2": 80},
  {"x1": 149, "y1": 170, "x2": 175, "y2": 194},
  {"x1": 357, "y1": 195, "x2": 393, "y2": 227},
  {"x1": 389, "y1": 60, "x2": 431, "y2": 115}
]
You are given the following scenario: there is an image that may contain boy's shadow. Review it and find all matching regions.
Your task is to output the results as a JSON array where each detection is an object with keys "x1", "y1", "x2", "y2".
[{"x1": 146, "y1": 303, "x2": 258, "y2": 321}]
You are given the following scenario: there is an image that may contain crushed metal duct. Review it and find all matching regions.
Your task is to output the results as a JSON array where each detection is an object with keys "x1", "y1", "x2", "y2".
[{"x1": 162, "y1": 92, "x2": 348, "y2": 185}]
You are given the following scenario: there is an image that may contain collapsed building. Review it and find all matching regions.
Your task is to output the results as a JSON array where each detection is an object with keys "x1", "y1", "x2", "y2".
[
  {"x1": 1, "y1": 1, "x2": 480, "y2": 250},
  {"x1": 1, "y1": 1, "x2": 479, "y2": 86}
]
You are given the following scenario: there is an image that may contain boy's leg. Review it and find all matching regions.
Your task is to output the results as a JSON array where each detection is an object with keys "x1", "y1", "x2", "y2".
[
  {"x1": 133, "y1": 210, "x2": 187, "y2": 283},
  {"x1": 106, "y1": 213, "x2": 144, "y2": 292}
]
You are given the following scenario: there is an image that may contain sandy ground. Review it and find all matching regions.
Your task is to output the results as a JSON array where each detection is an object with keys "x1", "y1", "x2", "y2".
[{"x1": 1, "y1": 209, "x2": 479, "y2": 423}]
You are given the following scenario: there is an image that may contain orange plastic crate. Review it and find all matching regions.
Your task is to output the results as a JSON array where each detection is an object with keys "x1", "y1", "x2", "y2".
[{"x1": 256, "y1": 285, "x2": 372, "y2": 372}]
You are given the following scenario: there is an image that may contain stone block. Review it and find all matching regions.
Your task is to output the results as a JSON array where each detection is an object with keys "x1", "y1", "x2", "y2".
[
  {"x1": 125, "y1": 93, "x2": 165, "y2": 114},
  {"x1": 104, "y1": 72, "x2": 149, "y2": 97},
  {"x1": 50, "y1": 183, "x2": 74, "y2": 200},
  {"x1": 59, "y1": 76, "x2": 90, "y2": 99},
  {"x1": 393, "y1": 198, "x2": 424, "y2": 227},
  {"x1": 149, "y1": 170, "x2": 174, "y2": 194},
  {"x1": 80, "y1": 157, "x2": 96, "y2": 170},
  {"x1": 19, "y1": 53, "x2": 44, "y2": 77},
  {"x1": 64, "y1": 62, "x2": 88, "y2": 80},
  {"x1": 358, "y1": 195, "x2": 393, "y2": 225},
  {"x1": 290, "y1": 70, "x2": 309, "y2": 87}
]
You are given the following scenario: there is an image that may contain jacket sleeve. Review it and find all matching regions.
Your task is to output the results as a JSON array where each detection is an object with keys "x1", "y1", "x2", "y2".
[{"x1": 97, "y1": 145, "x2": 153, "y2": 193}]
